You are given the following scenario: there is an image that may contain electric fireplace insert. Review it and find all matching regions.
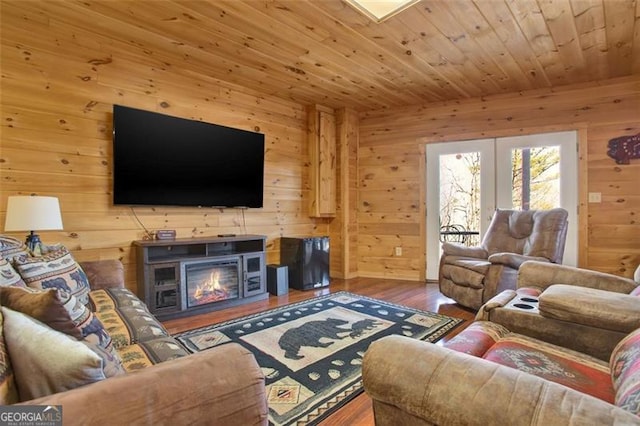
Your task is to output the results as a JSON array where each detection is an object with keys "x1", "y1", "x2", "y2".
[{"x1": 182, "y1": 258, "x2": 241, "y2": 309}]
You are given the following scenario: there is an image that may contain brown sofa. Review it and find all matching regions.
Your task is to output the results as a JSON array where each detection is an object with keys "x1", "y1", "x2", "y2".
[
  {"x1": 477, "y1": 261, "x2": 640, "y2": 360},
  {"x1": 0, "y1": 241, "x2": 268, "y2": 425},
  {"x1": 363, "y1": 321, "x2": 640, "y2": 425}
]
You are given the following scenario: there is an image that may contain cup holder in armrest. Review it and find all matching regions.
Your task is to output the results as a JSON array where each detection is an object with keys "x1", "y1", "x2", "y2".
[
  {"x1": 504, "y1": 295, "x2": 540, "y2": 312},
  {"x1": 513, "y1": 303, "x2": 535, "y2": 310}
]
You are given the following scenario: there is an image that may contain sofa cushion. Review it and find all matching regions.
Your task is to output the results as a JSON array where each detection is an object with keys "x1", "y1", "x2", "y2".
[
  {"x1": 116, "y1": 337, "x2": 190, "y2": 372},
  {"x1": 444, "y1": 321, "x2": 511, "y2": 357},
  {"x1": 610, "y1": 328, "x2": 640, "y2": 415},
  {"x1": 482, "y1": 333, "x2": 614, "y2": 403},
  {"x1": 2, "y1": 307, "x2": 109, "y2": 401},
  {"x1": 0, "y1": 287, "x2": 124, "y2": 375},
  {"x1": 90, "y1": 288, "x2": 170, "y2": 348},
  {"x1": 13, "y1": 247, "x2": 91, "y2": 305},
  {"x1": 0, "y1": 310, "x2": 18, "y2": 405},
  {"x1": 0, "y1": 258, "x2": 26, "y2": 288}
]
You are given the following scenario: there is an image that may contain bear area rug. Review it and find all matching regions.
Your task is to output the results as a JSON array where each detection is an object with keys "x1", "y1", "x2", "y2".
[{"x1": 176, "y1": 292, "x2": 463, "y2": 426}]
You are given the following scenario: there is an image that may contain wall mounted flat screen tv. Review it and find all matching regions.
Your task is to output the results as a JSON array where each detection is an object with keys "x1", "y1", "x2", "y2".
[{"x1": 113, "y1": 105, "x2": 265, "y2": 208}]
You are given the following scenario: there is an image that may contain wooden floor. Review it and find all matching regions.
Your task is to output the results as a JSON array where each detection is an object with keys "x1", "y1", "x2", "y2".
[{"x1": 163, "y1": 277, "x2": 476, "y2": 426}]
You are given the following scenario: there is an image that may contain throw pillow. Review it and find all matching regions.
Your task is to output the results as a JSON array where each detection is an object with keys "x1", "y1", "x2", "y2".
[
  {"x1": 1, "y1": 307, "x2": 107, "y2": 401},
  {"x1": 0, "y1": 287, "x2": 81, "y2": 338},
  {"x1": 12, "y1": 246, "x2": 91, "y2": 305},
  {"x1": 0, "y1": 310, "x2": 19, "y2": 404},
  {"x1": 0, "y1": 236, "x2": 30, "y2": 263},
  {"x1": 0, "y1": 287, "x2": 125, "y2": 376},
  {"x1": 0, "y1": 258, "x2": 26, "y2": 288},
  {"x1": 611, "y1": 328, "x2": 640, "y2": 415}
]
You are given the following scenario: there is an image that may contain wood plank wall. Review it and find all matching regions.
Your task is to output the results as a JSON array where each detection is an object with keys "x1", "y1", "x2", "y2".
[
  {"x1": 358, "y1": 77, "x2": 640, "y2": 281},
  {"x1": 0, "y1": 6, "x2": 328, "y2": 294}
]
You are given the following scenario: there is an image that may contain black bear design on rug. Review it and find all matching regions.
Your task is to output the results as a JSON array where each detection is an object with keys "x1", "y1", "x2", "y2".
[{"x1": 278, "y1": 317, "x2": 382, "y2": 360}]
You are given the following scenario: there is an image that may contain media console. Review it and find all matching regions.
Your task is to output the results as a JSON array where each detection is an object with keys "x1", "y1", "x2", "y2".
[{"x1": 134, "y1": 235, "x2": 268, "y2": 320}]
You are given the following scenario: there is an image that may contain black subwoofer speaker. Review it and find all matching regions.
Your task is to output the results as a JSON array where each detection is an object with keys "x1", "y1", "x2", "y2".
[
  {"x1": 280, "y1": 236, "x2": 330, "y2": 290},
  {"x1": 266, "y1": 264, "x2": 289, "y2": 296}
]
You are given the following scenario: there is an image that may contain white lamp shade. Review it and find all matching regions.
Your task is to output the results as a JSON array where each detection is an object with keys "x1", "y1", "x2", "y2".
[{"x1": 4, "y1": 196, "x2": 64, "y2": 232}]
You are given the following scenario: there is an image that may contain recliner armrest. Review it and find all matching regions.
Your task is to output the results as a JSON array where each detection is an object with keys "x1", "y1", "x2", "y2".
[
  {"x1": 475, "y1": 290, "x2": 517, "y2": 320},
  {"x1": 539, "y1": 284, "x2": 640, "y2": 333},
  {"x1": 489, "y1": 253, "x2": 549, "y2": 269},
  {"x1": 518, "y1": 261, "x2": 638, "y2": 293},
  {"x1": 363, "y1": 335, "x2": 637, "y2": 425},
  {"x1": 442, "y1": 242, "x2": 487, "y2": 259}
]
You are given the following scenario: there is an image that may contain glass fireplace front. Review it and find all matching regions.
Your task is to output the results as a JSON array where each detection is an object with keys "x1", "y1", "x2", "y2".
[{"x1": 183, "y1": 258, "x2": 240, "y2": 308}]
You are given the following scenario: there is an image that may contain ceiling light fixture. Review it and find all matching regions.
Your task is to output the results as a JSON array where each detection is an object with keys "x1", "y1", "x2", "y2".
[{"x1": 345, "y1": 0, "x2": 421, "y2": 23}]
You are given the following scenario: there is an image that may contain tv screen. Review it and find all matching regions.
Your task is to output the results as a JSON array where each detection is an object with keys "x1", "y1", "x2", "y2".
[{"x1": 112, "y1": 105, "x2": 265, "y2": 208}]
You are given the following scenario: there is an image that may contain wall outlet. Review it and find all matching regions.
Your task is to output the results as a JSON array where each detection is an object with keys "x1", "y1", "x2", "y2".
[
  {"x1": 394, "y1": 246, "x2": 402, "y2": 256},
  {"x1": 588, "y1": 192, "x2": 602, "y2": 203}
]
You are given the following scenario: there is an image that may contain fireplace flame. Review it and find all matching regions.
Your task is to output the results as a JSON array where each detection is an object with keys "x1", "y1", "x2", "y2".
[{"x1": 193, "y1": 270, "x2": 228, "y2": 301}]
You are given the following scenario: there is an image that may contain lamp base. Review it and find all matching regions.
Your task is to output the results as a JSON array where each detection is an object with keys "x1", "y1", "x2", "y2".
[{"x1": 25, "y1": 231, "x2": 42, "y2": 254}]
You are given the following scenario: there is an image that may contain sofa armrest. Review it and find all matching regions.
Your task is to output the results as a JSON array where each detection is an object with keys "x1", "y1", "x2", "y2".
[
  {"x1": 442, "y1": 242, "x2": 487, "y2": 259},
  {"x1": 24, "y1": 343, "x2": 268, "y2": 426},
  {"x1": 540, "y1": 284, "x2": 640, "y2": 333},
  {"x1": 79, "y1": 260, "x2": 125, "y2": 290},
  {"x1": 475, "y1": 289, "x2": 517, "y2": 320},
  {"x1": 517, "y1": 261, "x2": 638, "y2": 293},
  {"x1": 363, "y1": 335, "x2": 638, "y2": 425},
  {"x1": 488, "y1": 253, "x2": 549, "y2": 269}
]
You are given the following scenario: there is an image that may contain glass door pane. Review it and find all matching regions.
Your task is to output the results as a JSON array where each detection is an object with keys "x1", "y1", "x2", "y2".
[
  {"x1": 510, "y1": 146, "x2": 561, "y2": 210},
  {"x1": 426, "y1": 139, "x2": 494, "y2": 280},
  {"x1": 439, "y1": 152, "x2": 481, "y2": 247},
  {"x1": 496, "y1": 131, "x2": 578, "y2": 266}
]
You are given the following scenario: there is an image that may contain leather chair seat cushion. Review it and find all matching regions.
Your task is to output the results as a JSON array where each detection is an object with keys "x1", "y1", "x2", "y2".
[
  {"x1": 443, "y1": 321, "x2": 510, "y2": 356},
  {"x1": 445, "y1": 321, "x2": 614, "y2": 404},
  {"x1": 539, "y1": 285, "x2": 640, "y2": 333},
  {"x1": 482, "y1": 334, "x2": 614, "y2": 403}
]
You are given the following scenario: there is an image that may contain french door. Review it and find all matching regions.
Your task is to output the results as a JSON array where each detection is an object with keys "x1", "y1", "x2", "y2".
[{"x1": 425, "y1": 131, "x2": 578, "y2": 280}]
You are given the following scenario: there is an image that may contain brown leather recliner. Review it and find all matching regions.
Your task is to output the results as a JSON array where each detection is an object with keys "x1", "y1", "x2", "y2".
[{"x1": 438, "y1": 208, "x2": 569, "y2": 310}]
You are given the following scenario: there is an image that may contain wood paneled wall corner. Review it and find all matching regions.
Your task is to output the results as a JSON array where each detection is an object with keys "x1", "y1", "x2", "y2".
[
  {"x1": 330, "y1": 108, "x2": 359, "y2": 279},
  {"x1": 357, "y1": 77, "x2": 640, "y2": 280}
]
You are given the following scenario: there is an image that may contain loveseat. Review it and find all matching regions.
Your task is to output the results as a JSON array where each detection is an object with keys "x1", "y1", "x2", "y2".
[
  {"x1": 363, "y1": 321, "x2": 640, "y2": 425},
  {"x1": 478, "y1": 260, "x2": 640, "y2": 360},
  {"x1": 0, "y1": 236, "x2": 268, "y2": 425}
]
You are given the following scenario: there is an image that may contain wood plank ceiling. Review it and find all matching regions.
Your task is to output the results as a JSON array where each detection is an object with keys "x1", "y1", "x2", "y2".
[{"x1": 7, "y1": 0, "x2": 640, "y2": 111}]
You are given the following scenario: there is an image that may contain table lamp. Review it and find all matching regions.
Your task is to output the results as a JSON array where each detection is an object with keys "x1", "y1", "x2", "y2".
[{"x1": 4, "y1": 195, "x2": 63, "y2": 253}]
